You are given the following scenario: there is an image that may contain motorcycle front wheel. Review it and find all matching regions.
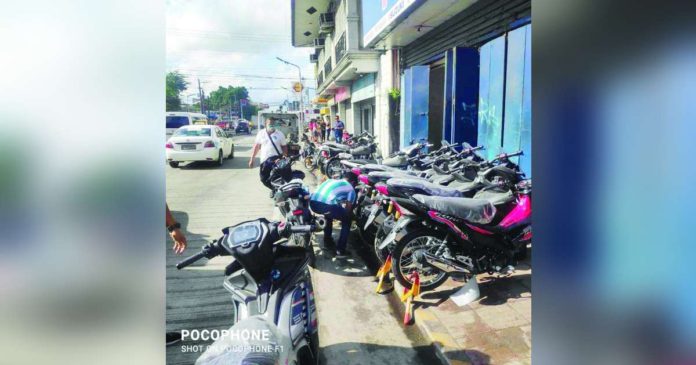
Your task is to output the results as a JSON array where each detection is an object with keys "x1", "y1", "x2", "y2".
[{"x1": 391, "y1": 229, "x2": 449, "y2": 291}]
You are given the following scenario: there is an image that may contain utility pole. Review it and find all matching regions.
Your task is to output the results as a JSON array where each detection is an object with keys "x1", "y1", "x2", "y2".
[
  {"x1": 197, "y1": 79, "x2": 205, "y2": 114},
  {"x1": 276, "y1": 57, "x2": 305, "y2": 129}
]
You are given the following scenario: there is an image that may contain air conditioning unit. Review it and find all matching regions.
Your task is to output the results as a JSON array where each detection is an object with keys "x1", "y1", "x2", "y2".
[
  {"x1": 313, "y1": 38, "x2": 325, "y2": 49},
  {"x1": 309, "y1": 53, "x2": 319, "y2": 63},
  {"x1": 319, "y1": 13, "x2": 335, "y2": 33}
]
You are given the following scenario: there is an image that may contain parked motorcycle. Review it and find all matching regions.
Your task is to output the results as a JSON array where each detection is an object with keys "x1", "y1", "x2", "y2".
[
  {"x1": 386, "y1": 178, "x2": 531, "y2": 292},
  {"x1": 176, "y1": 219, "x2": 320, "y2": 365},
  {"x1": 268, "y1": 156, "x2": 316, "y2": 267}
]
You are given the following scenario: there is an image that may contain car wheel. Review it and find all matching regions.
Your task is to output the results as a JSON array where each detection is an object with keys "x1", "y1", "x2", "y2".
[
  {"x1": 169, "y1": 161, "x2": 179, "y2": 168},
  {"x1": 217, "y1": 150, "x2": 224, "y2": 166}
]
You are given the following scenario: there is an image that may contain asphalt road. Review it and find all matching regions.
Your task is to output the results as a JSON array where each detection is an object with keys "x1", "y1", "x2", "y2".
[{"x1": 166, "y1": 133, "x2": 439, "y2": 365}]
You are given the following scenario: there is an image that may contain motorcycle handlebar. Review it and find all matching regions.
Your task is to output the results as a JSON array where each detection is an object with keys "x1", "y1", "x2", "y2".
[
  {"x1": 289, "y1": 225, "x2": 314, "y2": 234},
  {"x1": 495, "y1": 150, "x2": 524, "y2": 161},
  {"x1": 176, "y1": 250, "x2": 208, "y2": 270}
]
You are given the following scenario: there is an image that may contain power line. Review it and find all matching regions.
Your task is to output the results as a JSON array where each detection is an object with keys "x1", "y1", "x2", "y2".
[
  {"x1": 167, "y1": 28, "x2": 288, "y2": 38},
  {"x1": 178, "y1": 72, "x2": 315, "y2": 81}
]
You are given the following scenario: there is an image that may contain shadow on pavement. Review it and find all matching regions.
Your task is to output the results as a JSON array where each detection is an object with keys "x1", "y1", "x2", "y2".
[
  {"x1": 175, "y1": 158, "x2": 245, "y2": 170},
  {"x1": 310, "y1": 232, "x2": 371, "y2": 278},
  {"x1": 318, "y1": 342, "x2": 481, "y2": 365}
]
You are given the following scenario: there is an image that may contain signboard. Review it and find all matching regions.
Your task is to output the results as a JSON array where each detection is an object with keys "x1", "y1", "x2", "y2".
[
  {"x1": 292, "y1": 82, "x2": 304, "y2": 93},
  {"x1": 314, "y1": 97, "x2": 328, "y2": 104},
  {"x1": 335, "y1": 86, "x2": 350, "y2": 103},
  {"x1": 362, "y1": 0, "x2": 417, "y2": 46},
  {"x1": 240, "y1": 98, "x2": 248, "y2": 106}
]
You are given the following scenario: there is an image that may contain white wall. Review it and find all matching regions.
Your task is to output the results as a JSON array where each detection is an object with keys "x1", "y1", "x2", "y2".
[{"x1": 375, "y1": 50, "x2": 394, "y2": 157}]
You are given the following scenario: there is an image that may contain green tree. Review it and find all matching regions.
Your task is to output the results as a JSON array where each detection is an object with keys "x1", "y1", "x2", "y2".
[
  {"x1": 208, "y1": 86, "x2": 255, "y2": 117},
  {"x1": 166, "y1": 71, "x2": 188, "y2": 111}
]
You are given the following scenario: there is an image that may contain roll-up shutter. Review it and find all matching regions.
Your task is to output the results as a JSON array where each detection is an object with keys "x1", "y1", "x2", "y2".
[{"x1": 401, "y1": 0, "x2": 531, "y2": 68}]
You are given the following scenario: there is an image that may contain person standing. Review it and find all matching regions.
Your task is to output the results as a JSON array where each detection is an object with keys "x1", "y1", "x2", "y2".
[
  {"x1": 309, "y1": 176, "x2": 357, "y2": 258},
  {"x1": 249, "y1": 118, "x2": 288, "y2": 190},
  {"x1": 324, "y1": 116, "x2": 332, "y2": 142},
  {"x1": 318, "y1": 117, "x2": 326, "y2": 142},
  {"x1": 308, "y1": 118, "x2": 317, "y2": 142},
  {"x1": 333, "y1": 115, "x2": 345, "y2": 143}
]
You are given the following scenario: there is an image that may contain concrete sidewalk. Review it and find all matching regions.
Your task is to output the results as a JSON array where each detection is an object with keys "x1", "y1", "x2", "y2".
[
  {"x1": 393, "y1": 267, "x2": 532, "y2": 365},
  {"x1": 310, "y1": 168, "x2": 532, "y2": 365}
]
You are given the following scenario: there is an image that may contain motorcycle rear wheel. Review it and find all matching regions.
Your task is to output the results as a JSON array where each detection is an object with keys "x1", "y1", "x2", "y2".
[{"x1": 391, "y1": 229, "x2": 449, "y2": 291}]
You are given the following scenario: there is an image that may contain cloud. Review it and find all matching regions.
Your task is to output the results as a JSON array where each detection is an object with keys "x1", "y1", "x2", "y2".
[{"x1": 166, "y1": 0, "x2": 315, "y2": 106}]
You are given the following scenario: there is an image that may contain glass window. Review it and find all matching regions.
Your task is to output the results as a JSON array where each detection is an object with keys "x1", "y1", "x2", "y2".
[
  {"x1": 166, "y1": 116, "x2": 190, "y2": 129},
  {"x1": 173, "y1": 128, "x2": 211, "y2": 137}
]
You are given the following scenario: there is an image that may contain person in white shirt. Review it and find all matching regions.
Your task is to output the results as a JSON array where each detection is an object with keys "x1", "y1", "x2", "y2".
[{"x1": 249, "y1": 118, "x2": 288, "y2": 189}]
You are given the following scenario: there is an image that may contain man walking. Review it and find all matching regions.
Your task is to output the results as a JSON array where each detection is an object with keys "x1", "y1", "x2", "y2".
[
  {"x1": 309, "y1": 174, "x2": 357, "y2": 258},
  {"x1": 249, "y1": 118, "x2": 288, "y2": 190},
  {"x1": 333, "y1": 115, "x2": 344, "y2": 143}
]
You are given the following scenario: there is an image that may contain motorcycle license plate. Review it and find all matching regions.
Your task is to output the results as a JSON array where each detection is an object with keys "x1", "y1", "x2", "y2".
[{"x1": 364, "y1": 204, "x2": 379, "y2": 230}]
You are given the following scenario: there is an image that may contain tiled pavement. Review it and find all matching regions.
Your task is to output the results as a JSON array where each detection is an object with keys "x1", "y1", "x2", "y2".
[{"x1": 395, "y1": 265, "x2": 532, "y2": 365}]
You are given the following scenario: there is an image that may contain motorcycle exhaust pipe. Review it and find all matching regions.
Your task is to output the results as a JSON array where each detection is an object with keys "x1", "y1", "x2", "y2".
[{"x1": 419, "y1": 252, "x2": 473, "y2": 274}]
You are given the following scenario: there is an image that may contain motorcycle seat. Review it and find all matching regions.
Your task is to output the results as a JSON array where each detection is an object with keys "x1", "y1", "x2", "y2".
[
  {"x1": 350, "y1": 158, "x2": 377, "y2": 164},
  {"x1": 325, "y1": 142, "x2": 350, "y2": 150},
  {"x1": 386, "y1": 178, "x2": 464, "y2": 198},
  {"x1": 350, "y1": 145, "x2": 371, "y2": 156},
  {"x1": 367, "y1": 170, "x2": 421, "y2": 186},
  {"x1": 340, "y1": 160, "x2": 362, "y2": 169},
  {"x1": 413, "y1": 194, "x2": 496, "y2": 225}
]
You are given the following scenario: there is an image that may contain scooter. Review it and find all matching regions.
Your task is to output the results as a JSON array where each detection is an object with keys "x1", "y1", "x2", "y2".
[{"x1": 176, "y1": 219, "x2": 320, "y2": 365}]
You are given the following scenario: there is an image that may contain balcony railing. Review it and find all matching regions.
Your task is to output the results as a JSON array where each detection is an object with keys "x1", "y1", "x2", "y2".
[
  {"x1": 335, "y1": 33, "x2": 346, "y2": 64},
  {"x1": 324, "y1": 58, "x2": 332, "y2": 77}
]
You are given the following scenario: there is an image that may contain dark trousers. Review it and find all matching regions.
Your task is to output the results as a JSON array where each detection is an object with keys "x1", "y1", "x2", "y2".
[
  {"x1": 325, "y1": 128, "x2": 332, "y2": 141},
  {"x1": 259, "y1": 155, "x2": 280, "y2": 189},
  {"x1": 310, "y1": 201, "x2": 351, "y2": 252}
]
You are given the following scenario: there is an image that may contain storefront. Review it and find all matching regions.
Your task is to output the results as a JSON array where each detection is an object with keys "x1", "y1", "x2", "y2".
[
  {"x1": 351, "y1": 73, "x2": 376, "y2": 135},
  {"x1": 334, "y1": 86, "x2": 351, "y2": 130},
  {"x1": 395, "y1": 0, "x2": 531, "y2": 175}
]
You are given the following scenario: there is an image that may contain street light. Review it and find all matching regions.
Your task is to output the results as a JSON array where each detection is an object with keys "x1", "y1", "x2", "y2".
[{"x1": 276, "y1": 57, "x2": 305, "y2": 127}]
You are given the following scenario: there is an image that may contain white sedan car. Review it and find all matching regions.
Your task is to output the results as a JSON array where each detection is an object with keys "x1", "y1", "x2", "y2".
[{"x1": 166, "y1": 125, "x2": 234, "y2": 168}]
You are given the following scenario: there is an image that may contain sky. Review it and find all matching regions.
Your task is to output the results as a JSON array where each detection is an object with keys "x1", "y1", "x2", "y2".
[{"x1": 166, "y1": 0, "x2": 316, "y2": 108}]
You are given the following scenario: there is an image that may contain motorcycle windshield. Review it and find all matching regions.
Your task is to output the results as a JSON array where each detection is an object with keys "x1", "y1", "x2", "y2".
[{"x1": 195, "y1": 317, "x2": 286, "y2": 365}]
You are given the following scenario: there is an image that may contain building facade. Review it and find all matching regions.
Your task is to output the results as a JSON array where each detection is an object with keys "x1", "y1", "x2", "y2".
[
  {"x1": 291, "y1": 0, "x2": 531, "y2": 175},
  {"x1": 292, "y1": 0, "x2": 381, "y2": 148}
]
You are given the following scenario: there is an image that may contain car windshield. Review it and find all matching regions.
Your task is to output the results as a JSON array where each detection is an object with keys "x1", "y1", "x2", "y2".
[
  {"x1": 174, "y1": 128, "x2": 211, "y2": 137},
  {"x1": 166, "y1": 116, "x2": 189, "y2": 129}
]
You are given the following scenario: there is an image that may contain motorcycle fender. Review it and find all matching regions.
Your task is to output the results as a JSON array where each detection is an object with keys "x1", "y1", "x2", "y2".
[{"x1": 378, "y1": 217, "x2": 415, "y2": 250}]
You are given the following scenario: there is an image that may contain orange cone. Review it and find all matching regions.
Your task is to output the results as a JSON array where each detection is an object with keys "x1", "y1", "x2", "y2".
[{"x1": 375, "y1": 255, "x2": 393, "y2": 293}]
